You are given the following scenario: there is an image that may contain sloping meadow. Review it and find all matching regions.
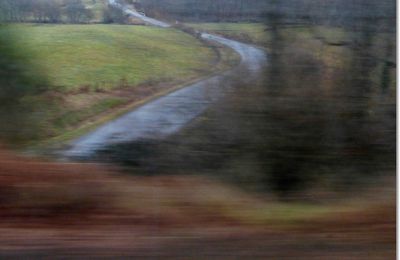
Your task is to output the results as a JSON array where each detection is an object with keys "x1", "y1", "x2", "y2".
[{"x1": 0, "y1": 24, "x2": 217, "y2": 145}]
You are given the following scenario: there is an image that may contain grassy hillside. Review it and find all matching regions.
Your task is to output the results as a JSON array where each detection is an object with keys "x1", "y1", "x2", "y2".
[
  {"x1": 6, "y1": 24, "x2": 215, "y2": 92},
  {"x1": 0, "y1": 24, "x2": 233, "y2": 144}
]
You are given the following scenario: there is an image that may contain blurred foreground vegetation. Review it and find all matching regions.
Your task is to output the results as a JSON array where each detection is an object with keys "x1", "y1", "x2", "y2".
[{"x1": 0, "y1": 150, "x2": 394, "y2": 257}]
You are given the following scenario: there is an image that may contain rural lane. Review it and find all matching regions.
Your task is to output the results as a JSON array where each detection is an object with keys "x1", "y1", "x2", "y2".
[
  {"x1": 63, "y1": 1, "x2": 266, "y2": 158},
  {"x1": 108, "y1": 0, "x2": 170, "y2": 27}
]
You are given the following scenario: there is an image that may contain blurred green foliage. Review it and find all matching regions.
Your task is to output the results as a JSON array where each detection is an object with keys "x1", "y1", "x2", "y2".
[{"x1": 0, "y1": 24, "x2": 51, "y2": 143}]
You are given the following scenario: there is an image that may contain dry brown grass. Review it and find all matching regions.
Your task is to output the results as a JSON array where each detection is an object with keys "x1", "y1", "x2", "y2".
[{"x1": 0, "y1": 150, "x2": 394, "y2": 258}]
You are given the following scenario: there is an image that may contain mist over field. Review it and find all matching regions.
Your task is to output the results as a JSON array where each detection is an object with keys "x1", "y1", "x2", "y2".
[{"x1": 0, "y1": 0, "x2": 396, "y2": 258}]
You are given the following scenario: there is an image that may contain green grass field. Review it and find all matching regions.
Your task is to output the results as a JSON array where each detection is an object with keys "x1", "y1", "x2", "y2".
[
  {"x1": 4, "y1": 24, "x2": 215, "y2": 92},
  {"x1": 1, "y1": 24, "x2": 224, "y2": 144}
]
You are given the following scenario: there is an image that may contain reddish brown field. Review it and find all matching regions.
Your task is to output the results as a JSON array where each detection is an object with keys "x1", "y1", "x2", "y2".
[{"x1": 0, "y1": 150, "x2": 395, "y2": 259}]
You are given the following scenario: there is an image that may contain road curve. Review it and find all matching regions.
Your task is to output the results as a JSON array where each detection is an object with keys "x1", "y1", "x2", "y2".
[
  {"x1": 62, "y1": 2, "x2": 266, "y2": 158},
  {"x1": 108, "y1": 0, "x2": 170, "y2": 27}
]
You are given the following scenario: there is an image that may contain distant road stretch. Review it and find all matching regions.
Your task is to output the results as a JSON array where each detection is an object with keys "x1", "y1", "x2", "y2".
[{"x1": 108, "y1": 0, "x2": 170, "y2": 27}]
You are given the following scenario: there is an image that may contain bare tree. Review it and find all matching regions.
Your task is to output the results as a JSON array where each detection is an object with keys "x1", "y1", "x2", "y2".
[
  {"x1": 103, "y1": 4, "x2": 129, "y2": 24},
  {"x1": 64, "y1": 0, "x2": 93, "y2": 23}
]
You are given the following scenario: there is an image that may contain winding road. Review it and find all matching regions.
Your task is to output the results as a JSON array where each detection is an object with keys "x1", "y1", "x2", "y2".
[{"x1": 63, "y1": 1, "x2": 266, "y2": 158}]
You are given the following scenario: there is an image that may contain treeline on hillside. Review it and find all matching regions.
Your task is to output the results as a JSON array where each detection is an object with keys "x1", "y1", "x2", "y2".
[
  {"x1": 0, "y1": 0, "x2": 129, "y2": 24},
  {"x1": 129, "y1": 0, "x2": 269, "y2": 22},
  {"x1": 0, "y1": 0, "x2": 93, "y2": 23},
  {"x1": 267, "y1": 0, "x2": 395, "y2": 30},
  {"x1": 128, "y1": 0, "x2": 396, "y2": 25}
]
